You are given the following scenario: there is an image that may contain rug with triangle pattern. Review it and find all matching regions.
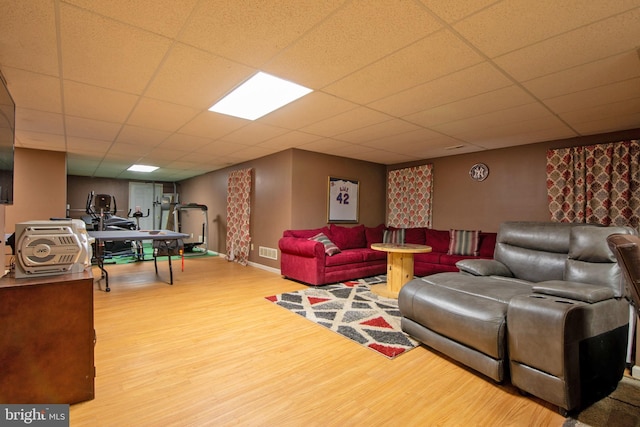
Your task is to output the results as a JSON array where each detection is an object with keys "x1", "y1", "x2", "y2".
[{"x1": 265, "y1": 275, "x2": 419, "y2": 359}]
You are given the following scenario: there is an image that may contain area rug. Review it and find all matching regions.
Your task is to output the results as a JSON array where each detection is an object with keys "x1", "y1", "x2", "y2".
[
  {"x1": 265, "y1": 276, "x2": 419, "y2": 359},
  {"x1": 564, "y1": 376, "x2": 640, "y2": 427}
]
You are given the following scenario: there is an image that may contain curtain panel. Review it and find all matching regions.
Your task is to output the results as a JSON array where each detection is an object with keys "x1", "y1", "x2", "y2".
[
  {"x1": 226, "y1": 168, "x2": 252, "y2": 265},
  {"x1": 546, "y1": 140, "x2": 639, "y2": 229},
  {"x1": 387, "y1": 164, "x2": 433, "y2": 228}
]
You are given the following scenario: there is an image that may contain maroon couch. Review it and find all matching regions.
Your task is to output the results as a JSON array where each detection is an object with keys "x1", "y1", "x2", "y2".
[{"x1": 278, "y1": 224, "x2": 496, "y2": 286}]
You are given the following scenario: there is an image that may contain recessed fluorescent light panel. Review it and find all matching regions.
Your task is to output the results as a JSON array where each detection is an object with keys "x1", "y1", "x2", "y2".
[
  {"x1": 128, "y1": 164, "x2": 158, "y2": 173},
  {"x1": 208, "y1": 71, "x2": 313, "y2": 120}
]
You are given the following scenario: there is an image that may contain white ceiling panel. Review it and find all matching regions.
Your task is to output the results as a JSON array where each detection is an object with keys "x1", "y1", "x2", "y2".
[{"x1": 0, "y1": 2, "x2": 637, "y2": 181}]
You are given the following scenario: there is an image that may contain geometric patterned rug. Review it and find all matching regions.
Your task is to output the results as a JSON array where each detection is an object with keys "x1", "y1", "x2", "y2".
[{"x1": 265, "y1": 275, "x2": 419, "y2": 359}]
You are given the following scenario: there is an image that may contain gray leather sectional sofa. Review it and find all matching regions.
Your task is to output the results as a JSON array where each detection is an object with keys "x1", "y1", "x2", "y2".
[{"x1": 398, "y1": 221, "x2": 637, "y2": 414}]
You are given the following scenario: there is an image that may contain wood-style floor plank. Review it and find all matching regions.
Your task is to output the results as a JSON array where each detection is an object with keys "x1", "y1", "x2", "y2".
[{"x1": 70, "y1": 256, "x2": 566, "y2": 426}]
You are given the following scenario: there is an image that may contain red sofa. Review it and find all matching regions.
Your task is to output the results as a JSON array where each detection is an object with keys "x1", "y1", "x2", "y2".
[{"x1": 278, "y1": 224, "x2": 496, "y2": 286}]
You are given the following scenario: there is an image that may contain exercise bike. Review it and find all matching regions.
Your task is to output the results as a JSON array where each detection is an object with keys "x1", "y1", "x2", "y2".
[{"x1": 127, "y1": 207, "x2": 150, "y2": 261}]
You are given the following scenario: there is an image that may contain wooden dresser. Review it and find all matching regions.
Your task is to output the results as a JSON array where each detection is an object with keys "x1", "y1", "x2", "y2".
[{"x1": 0, "y1": 270, "x2": 95, "y2": 404}]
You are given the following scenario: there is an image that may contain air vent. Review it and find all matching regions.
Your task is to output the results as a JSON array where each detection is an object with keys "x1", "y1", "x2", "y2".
[{"x1": 259, "y1": 246, "x2": 278, "y2": 260}]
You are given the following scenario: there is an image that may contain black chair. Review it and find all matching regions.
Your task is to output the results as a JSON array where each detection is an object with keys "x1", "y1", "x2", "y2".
[{"x1": 152, "y1": 239, "x2": 184, "y2": 285}]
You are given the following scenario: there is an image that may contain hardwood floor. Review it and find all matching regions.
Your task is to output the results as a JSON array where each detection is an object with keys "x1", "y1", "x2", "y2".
[{"x1": 70, "y1": 256, "x2": 566, "y2": 426}]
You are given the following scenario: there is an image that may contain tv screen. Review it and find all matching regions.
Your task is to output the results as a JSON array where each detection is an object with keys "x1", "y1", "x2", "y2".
[{"x1": 0, "y1": 70, "x2": 14, "y2": 204}]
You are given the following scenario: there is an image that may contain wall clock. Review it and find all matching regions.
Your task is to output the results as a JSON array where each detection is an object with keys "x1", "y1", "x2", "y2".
[{"x1": 469, "y1": 163, "x2": 489, "y2": 182}]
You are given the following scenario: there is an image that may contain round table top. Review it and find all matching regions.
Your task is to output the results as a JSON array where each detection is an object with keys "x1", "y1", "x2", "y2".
[{"x1": 370, "y1": 243, "x2": 432, "y2": 254}]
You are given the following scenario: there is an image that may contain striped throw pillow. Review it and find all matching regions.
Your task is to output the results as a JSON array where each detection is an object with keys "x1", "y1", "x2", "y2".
[
  {"x1": 383, "y1": 228, "x2": 405, "y2": 244},
  {"x1": 309, "y1": 233, "x2": 341, "y2": 256},
  {"x1": 448, "y1": 229, "x2": 480, "y2": 256}
]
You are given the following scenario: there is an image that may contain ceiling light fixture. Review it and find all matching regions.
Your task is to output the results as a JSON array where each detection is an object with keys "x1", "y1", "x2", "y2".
[
  {"x1": 128, "y1": 164, "x2": 158, "y2": 173},
  {"x1": 208, "y1": 71, "x2": 313, "y2": 120}
]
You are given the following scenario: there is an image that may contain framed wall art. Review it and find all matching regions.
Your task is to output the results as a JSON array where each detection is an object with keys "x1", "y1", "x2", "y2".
[{"x1": 327, "y1": 176, "x2": 359, "y2": 223}]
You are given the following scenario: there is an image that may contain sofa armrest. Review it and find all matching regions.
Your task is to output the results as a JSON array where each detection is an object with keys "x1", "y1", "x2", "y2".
[
  {"x1": 456, "y1": 259, "x2": 513, "y2": 277},
  {"x1": 278, "y1": 237, "x2": 325, "y2": 258},
  {"x1": 533, "y1": 280, "x2": 615, "y2": 303}
]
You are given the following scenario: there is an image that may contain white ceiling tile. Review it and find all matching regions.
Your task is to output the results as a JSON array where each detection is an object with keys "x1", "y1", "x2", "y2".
[
  {"x1": 15, "y1": 109, "x2": 64, "y2": 134},
  {"x1": 335, "y1": 119, "x2": 422, "y2": 144},
  {"x1": 324, "y1": 29, "x2": 485, "y2": 104},
  {"x1": 560, "y1": 97, "x2": 640, "y2": 130},
  {"x1": 145, "y1": 43, "x2": 254, "y2": 109},
  {"x1": 178, "y1": 1, "x2": 345, "y2": 68},
  {"x1": 259, "y1": 91, "x2": 358, "y2": 130},
  {"x1": 258, "y1": 131, "x2": 320, "y2": 150},
  {"x1": 419, "y1": 0, "x2": 501, "y2": 23},
  {"x1": 453, "y1": 0, "x2": 640, "y2": 58},
  {"x1": 572, "y1": 112, "x2": 640, "y2": 135},
  {"x1": 158, "y1": 133, "x2": 212, "y2": 151},
  {"x1": 431, "y1": 103, "x2": 555, "y2": 136},
  {"x1": 64, "y1": 0, "x2": 198, "y2": 38},
  {"x1": 221, "y1": 122, "x2": 290, "y2": 145},
  {"x1": 179, "y1": 112, "x2": 248, "y2": 140},
  {"x1": 59, "y1": 3, "x2": 173, "y2": 93},
  {"x1": 264, "y1": 0, "x2": 443, "y2": 88},
  {"x1": 14, "y1": 131, "x2": 66, "y2": 151},
  {"x1": 300, "y1": 107, "x2": 392, "y2": 137},
  {"x1": 116, "y1": 125, "x2": 171, "y2": 147},
  {"x1": 66, "y1": 136, "x2": 111, "y2": 156},
  {"x1": 107, "y1": 142, "x2": 150, "y2": 157},
  {"x1": 494, "y1": 8, "x2": 640, "y2": 81},
  {"x1": 127, "y1": 98, "x2": 200, "y2": 133},
  {"x1": 544, "y1": 78, "x2": 640, "y2": 113},
  {"x1": 523, "y1": 51, "x2": 640, "y2": 100},
  {"x1": 0, "y1": 1, "x2": 59, "y2": 75},
  {"x1": 405, "y1": 85, "x2": 537, "y2": 127},
  {"x1": 370, "y1": 62, "x2": 513, "y2": 116},
  {"x1": 64, "y1": 81, "x2": 139, "y2": 122},
  {"x1": 65, "y1": 116, "x2": 122, "y2": 140},
  {"x1": 193, "y1": 141, "x2": 249, "y2": 157},
  {"x1": 2, "y1": 68, "x2": 62, "y2": 113}
]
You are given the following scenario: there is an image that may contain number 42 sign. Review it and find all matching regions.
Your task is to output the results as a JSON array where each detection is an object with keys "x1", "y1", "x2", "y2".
[{"x1": 328, "y1": 177, "x2": 359, "y2": 223}]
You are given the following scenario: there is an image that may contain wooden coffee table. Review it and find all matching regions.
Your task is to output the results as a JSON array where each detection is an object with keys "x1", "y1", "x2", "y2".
[{"x1": 370, "y1": 243, "x2": 432, "y2": 298}]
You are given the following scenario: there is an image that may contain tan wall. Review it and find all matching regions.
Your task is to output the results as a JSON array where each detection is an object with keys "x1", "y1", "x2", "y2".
[
  {"x1": 5, "y1": 148, "x2": 66, "y2": 233},
  {"x1": 291, "y1": 149, "x2": 386, "y2": 229},
  {"x1": 179, "y1": 150, "x2": 293, "y2": 270},
  {"x1": 178, "y1": 149, "x2": 386, "y2": 269},
  {"x1": 391, "y1": 128, "x2": 640, "y2": 232}
]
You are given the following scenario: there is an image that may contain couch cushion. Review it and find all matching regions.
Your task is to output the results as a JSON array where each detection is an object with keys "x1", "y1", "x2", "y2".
[
  {"x1": 405, "y1": 227, "x2": 427, "y2": 245},
  {"x1": 365, "y1": 224, "x2": 385, "y2": 247},
  {"x1": 361, "y1": 248, "x2": 388, "y2": 262},
  {"x1": 448, "y1": 229, "x2": 480, "y2": 256},
  {"x1": 324, "y1": 249, "x2": 365, "y2": 266},
  {"x1": 478, "y1": 232, "x2": 497, "y2": 257},
  {"x1": 330, "y1": 224, "x2": 366, "y2": 250},
  {"x1": 425, "y1": 228, "x2": 449, "y2": 253},
  {"x1": 284, "y1": 226, "x2": 330, "y2": 239},
  {"x1": 565, "y1": 224, "x2": 636, "y2": 296},
  {"x1": 309, "y1": 232, "x2": 340, "y2": 256}
]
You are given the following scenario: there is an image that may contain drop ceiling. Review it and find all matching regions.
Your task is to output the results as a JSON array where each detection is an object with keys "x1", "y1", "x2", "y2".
[{"x1": 0, "y1": 0, "x2": 639, "y2": 181}]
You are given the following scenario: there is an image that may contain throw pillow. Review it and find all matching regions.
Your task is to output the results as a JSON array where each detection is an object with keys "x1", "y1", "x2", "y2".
[
  {"x1": 383, "y1": 228, "x2": 405, "y2": 244},
  {"x1": 448, "y1": 229, "x2": 480, "y2": 256},
  {"x1": 309, "y1": 232, "x2": 341, "y2": 256}
]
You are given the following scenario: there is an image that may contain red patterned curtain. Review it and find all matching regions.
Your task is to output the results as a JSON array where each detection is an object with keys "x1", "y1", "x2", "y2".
[
  {"x1": 546, "y1": 140, "x2": 639, "y2": 229},
  {"x1": 387, "y1": 164, "x2": 433, "y2": 228},
  {"x1": 226, "y1": 168, "x2": 252, "y2": 265}
]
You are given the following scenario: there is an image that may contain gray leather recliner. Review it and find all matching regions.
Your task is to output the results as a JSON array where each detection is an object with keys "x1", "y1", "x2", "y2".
[{"x1": 399, "y1": 221, "x2": 637, "y2": 414}]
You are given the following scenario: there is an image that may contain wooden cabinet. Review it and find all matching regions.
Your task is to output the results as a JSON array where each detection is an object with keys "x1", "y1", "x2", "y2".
[{"x1": 0, "y1": 271, "x2": 95, "y2": 404}]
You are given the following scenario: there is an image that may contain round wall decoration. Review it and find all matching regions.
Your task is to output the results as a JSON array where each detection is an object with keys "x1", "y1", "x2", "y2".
[{"x1": 469, "y1": 163, "x2": 489, "y2": 182}]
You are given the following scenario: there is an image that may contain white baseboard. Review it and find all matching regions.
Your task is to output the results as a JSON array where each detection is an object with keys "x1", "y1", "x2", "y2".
[{"x1": 219, "y1": 252, "x2": 281, "y2": 275}]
